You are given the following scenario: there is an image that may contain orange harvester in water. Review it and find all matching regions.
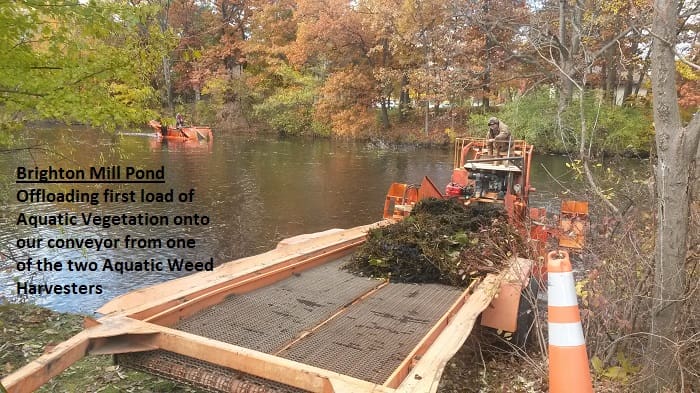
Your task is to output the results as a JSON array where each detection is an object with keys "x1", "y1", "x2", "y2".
[
  {"x1": 148, "y1": 120, "x2": 213, "y2": 142},
  {"x1": 382, "y1": 137, "x2": 589, "y2": 335},
  {"x1": 384, "y1": 137, "x2": 589, "y2": 254}
]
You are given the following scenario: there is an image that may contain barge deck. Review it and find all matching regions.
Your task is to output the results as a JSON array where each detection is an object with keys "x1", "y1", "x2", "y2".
[{"x1": 1, "y1": 222, "x2": 530, "y2": 393}]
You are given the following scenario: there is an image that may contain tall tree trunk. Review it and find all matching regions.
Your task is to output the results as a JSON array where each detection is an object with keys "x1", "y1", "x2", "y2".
[
  {"x1": 604, "y1": 48, "x2": 618, "y2": 104},
  {"x1": 482, "y1": 0, "x2": 492, "y2": 108},
  {"x1": 557, "y1": 0, "x2": 571, "y2": 111},
  {"x1": 623, "y1": 64, "x2": 634, "y2": 103},
  {"x1": 558, "y1": 62, "x2": 574, "y2": 111},
  {"x1": 557, "y1": 0, "x2": 581, "y2": 111},
  {"x1": 424, "y1": 99, "x2": 429, "y2": 136},
  {"x1": 634, "y1": 51, "x2": 651, "y2": 98},
  {"x1": 646, "y1": 0, "x2": 700, "y2": 390},
  {"x1": 380, "y1": 99, "x2": 390, "y2": 129},
  {"x1": 622, "y1": 40, "x2": 639, "y2": 102},
  {"x1": 159, "y1": 0, "x2": 173, "y2": 114},
  {"x1": 399, "y1": 74, "x2": 409, "y2": 122},
  {"x1": 380, "y1": 37, "x2": 390, "y2": 129},
  {"x1": 162, "y1": 56, "x2": 173, "y2": 114},
  {"x1": 193, "y1": 87, "x2": 201, "y2": 123}
]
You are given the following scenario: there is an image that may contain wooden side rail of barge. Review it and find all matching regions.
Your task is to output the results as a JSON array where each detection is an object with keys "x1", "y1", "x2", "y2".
[{"x1": 1, "y1": 221, "x2": 532, "y2": 393}]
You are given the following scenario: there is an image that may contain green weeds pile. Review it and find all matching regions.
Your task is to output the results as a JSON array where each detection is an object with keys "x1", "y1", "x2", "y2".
[{"x1": 346, "y1": 198, "x2": 527, "y2": 286}]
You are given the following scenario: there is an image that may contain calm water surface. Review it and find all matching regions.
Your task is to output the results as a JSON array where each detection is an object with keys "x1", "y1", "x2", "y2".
[{"x1": 0, "y1": 128, "x2": 579, "y2": 314}]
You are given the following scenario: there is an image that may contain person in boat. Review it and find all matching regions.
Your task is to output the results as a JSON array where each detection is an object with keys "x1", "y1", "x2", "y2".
[
  {"x1": 486, "y1": 117, "x2": 511, "y2": 159},
  {"x1": 175, "y1": 113, "x2": 188, "y2": 137},
  {"x1": 176, "y1": 113, "x2": 185, "y2": 129}
]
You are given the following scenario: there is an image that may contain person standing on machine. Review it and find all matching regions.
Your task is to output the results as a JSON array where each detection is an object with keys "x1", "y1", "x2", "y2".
[
  {"x1": 175, "y1": 113, "x2": 187, "y2": 137},
  {"x1": 486, "y1": 117, "x2": 511, "y2": 159},
  {"x1": 176, "y1": 113, "x2": 186, "y2": 128}
]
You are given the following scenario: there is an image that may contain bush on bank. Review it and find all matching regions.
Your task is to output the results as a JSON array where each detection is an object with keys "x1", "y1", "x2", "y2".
[
  {"x1": 464, "y1": 89, "x2": 653, "y2": 157},
  {"x1": 236, "y1": 85, "x2": 654, "y2": 156}
]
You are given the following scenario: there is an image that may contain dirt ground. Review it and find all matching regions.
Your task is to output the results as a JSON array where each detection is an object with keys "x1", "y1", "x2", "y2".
[{"x1": 438, "y1": 326, "x2": 548, "y2": 393}]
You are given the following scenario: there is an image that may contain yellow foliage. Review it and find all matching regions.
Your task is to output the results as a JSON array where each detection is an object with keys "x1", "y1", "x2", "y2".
[
  {"x1": 676, "y1": 61, "x2": 699, "y2": 81},
  {"x1": 591, "y1": 353, "x2": 640, "y2": 382},
  {"x1": 576, "y1": 278, "x2": 589, "y2": 306},
  {"x1": 314, "y1": 66, "x2": 377, "y2": 137}
]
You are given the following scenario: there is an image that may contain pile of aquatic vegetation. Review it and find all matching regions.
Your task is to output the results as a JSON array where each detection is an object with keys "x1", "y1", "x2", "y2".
[{"x1": 346, "y1": 198, "x2": 527, "y2": 286}]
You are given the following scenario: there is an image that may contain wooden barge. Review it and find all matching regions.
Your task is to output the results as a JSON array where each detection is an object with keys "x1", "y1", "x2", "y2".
[{"x1": 1, "y1": 222, "x2": 531, "y2": 393}]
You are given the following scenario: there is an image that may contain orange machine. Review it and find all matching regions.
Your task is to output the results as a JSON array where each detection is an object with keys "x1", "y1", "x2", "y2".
[
  {"x1": 148, "y1": 120, "x2": 214, "y2": 142},
  {"x1": 382, "y1": 137, "x2": 589, "y2": 338},
  {"x1": 557, "y1": 200, "x2": 589, "y2": 249},
  {"x1": 385, "y1": 138, "x2": 534, "y2": 226}
]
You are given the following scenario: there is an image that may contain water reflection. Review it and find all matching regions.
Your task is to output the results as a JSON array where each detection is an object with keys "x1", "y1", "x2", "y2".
[{"x1": 1, "y1": 128, "x2": 578, "y2": 314}]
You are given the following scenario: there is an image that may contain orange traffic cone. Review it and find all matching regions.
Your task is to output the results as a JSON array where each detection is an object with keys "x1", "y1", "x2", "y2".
[{"x1": 548, "y1": 250, "x2": 594, "y2": 393}]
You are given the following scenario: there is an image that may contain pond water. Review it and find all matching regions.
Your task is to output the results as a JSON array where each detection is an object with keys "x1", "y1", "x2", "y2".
[{"x1": 1, "y1": 127, "x2": 585, "y2": 314}]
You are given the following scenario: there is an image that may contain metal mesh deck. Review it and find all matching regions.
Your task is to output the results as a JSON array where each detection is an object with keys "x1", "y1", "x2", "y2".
[
  {"x1": 277, "y1": 283, "x2": 462, "y2": 384},
  {"x1": 117, "y1": 256, "x2": 463, "y2": 391},
  {"x1": 174, "y1": 257, "x2": 382, "y2": 353}
]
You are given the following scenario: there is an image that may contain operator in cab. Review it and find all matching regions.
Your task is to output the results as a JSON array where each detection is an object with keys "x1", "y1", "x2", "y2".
[{"x1": 486, "y1": 117, "x2": 511, "y2": 159}]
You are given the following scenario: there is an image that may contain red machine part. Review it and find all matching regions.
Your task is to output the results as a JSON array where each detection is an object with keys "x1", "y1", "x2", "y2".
[{"x1": 445, "y1": 183, "x2": 465, "y2": 196}]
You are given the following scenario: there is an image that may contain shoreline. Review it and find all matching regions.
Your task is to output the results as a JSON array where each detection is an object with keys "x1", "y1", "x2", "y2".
[{"x1": 0, "y1": 302, "x2": 200, "y2": 393}]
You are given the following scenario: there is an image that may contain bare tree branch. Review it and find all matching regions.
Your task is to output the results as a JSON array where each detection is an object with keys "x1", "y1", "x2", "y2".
[
  {"x1": 0, "y1": 88, "x2": 46, "y2": 97},
  {"x1": 646, "y1": 29, "x2": 700, "y2": 71},
  {"x1": 533, "y1": 45, "x2": 583, "y2": 92},
  {"x1": 588, "y1": 26, "x2": 636, "y2": 65}
]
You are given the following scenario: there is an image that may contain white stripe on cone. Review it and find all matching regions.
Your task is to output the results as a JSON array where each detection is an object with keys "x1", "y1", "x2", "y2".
[
  {"x1": 548, "y1": 272, "x2": 579, "y2": 307},
  {"x1": 549, "y1": 322, "x2": 585, "y2": 346}
]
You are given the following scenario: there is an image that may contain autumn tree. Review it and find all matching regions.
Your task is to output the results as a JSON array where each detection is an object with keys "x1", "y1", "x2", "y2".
[
  {"x1": 242, "y1": 0, "x2": 327, "y2": 134},
  {"x1": 519, "y1": 0, "x2": 655, "y2": 213},
  {"x1": 201, "y1": 0, "x2": 250, "y2": 73},
  {"x1": 447, "y1": 0, "x2": 533, "y2": 107},
  {"x1": 167, "y1": 0, "x2": 213, "y2": 102},
  {"x1": 522, "y1": 0, "x2": 659, "y2": 111},
  {"x1": 240, "y1": 0, "x2": 319, "y2": 133},
  {"x1": 190, "y1": 0, "x2": 253, "y2": 127},
  {"x1": 0, "y1": 0, "x2": 173, "y2": 129},
  {"x1": 392, "y1": 0, "x2": 448, "y2": 132},
  {"x1": 145, "y1": 0, "x2": 176, "y2": 114},
  {"x1": 290, "y1": 0, "x2": 382, "y2": 136},
  {"x1": 646, "y1": 0, "x2": 700, "y2": 389}
]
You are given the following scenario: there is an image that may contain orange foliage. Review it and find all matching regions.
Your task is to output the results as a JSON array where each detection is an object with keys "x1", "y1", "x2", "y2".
[
  {"x1": 289, "y1": 0, "x2": 375, "y2": 68},
  {"x1": 244, "y1": 0, "x2": 297, "y2": 64},
  {"x1": 679, "y1": 80, "x2": 699, "y2": 109},
  {"x1": 677, "y1": 51, "x2": 699, "y2": 110},
  {"x1": 315, "y1": 67, "x2": 377, "y2": 137},
  {"x1": 329, "y1": 106, "x2": 376, "y2": 138}
]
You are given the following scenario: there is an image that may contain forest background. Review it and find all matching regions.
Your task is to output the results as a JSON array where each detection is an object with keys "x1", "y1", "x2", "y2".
[
  {"x1": 1, "y1": 0, "x2": 699, "y2": 392},
  {"x1": 1, "y1": 0, "x2": 697, "y2": 154}
]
